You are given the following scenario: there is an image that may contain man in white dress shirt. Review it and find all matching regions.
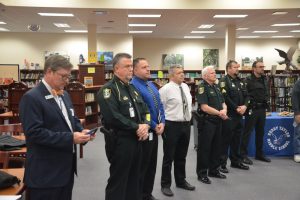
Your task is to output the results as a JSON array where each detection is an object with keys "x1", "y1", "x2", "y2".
[{"x1": 159, "y1": 65, "x2": 195, "y2": 197}]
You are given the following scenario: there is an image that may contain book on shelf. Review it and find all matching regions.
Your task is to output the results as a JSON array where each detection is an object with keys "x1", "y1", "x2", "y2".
[
  {"x1": 85, "y1": 93, "x2": 95, "y2": 102},
  {"x1": 84, "y1": 77, "x2": 93, "y2": 87}
]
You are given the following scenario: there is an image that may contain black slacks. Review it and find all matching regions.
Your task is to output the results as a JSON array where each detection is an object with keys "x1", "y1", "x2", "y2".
[
  {"x1": 140, "y1": 133, "x2": 158, "y2": 199},
  {"x1": 240, "y1": 108, "x2": 266, "y2": 157},
  {"x1": 197, "y1": 118, "x2": 222, "y2": 177},
  {"x1": 161, "y1": 120, "x2": 191, "y2": 188},
  {"x1": 106, "y1": 134, "x2": 142, "y2": 200},
  {"x1": 27, "y1": 174, "x2": 74, "y2": 200},
  {"x1": 220, "y1": 116, "x2": 243, "y2": 166}
]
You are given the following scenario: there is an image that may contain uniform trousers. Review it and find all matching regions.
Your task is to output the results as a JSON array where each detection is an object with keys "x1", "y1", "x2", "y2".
[
  {"x1": 105, "y1": 133, "x2": 142, "y2": 200},
  {"x1": 220, "y1": 115, "x2": 243, "y2": 166},
  {"x1": 197, "y1": 118, "x2": 222, "y2": 177},
  {"x1": 240, "y1": 108, "x2": 266, "y2": 157},
  {"x1": 161, "y1": 120, "x2": 190, "y2": 188},
  {"x1": 140, "y1": 133, "x2": 158, "y2": 200},
  {"x1": 294, "y1": 124, "x2": 300, "y2": 154}
]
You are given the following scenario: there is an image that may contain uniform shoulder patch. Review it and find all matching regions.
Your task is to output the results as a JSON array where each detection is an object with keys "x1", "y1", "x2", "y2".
[
  {"x1": 103, "y1": 88, "x2": 111, "y2": 99},
  {"x1": 198, "y1": 86, "x2": 204, "y2": 94}
]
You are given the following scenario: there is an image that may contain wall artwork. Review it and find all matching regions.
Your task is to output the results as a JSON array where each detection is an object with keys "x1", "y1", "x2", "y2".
[
  {"x1": 241, "y1": 56, "x2": 263, "y2": 69},
  {"x1": 162, "y1": 54, "x2": 184, "y2": 69},
  {"x1": 97, "y1": 51, "x2": 113, "y2": 70},
  {"x1": 203, "y1": 49, "x2": 219, "y2": 68},
  {"x1": 45, "y1": 51, "x2": 70, "y2": 61}
]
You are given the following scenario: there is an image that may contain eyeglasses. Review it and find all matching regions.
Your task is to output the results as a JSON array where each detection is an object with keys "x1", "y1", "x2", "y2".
[{"x1": 55, "y1": 72, "x2": 72, "y2": 81}]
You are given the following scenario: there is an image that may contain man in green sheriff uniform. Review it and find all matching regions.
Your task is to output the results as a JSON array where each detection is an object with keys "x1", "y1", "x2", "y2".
[
  {"x1": 97, "y1": 53, "x2": 150, "y2": 200},
  {"x1": 218, "y1": 60, "x2": 250, "y2": 173},
  {"x1": 196, "y1": 66, "x2": 228, "y2": 185}
]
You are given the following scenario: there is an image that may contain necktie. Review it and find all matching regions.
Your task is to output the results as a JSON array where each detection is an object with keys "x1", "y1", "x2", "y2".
[
  {"x1": 51, "y1": 89, "x2": 64, "y2": 97},
  {"x1": 179, "y1": 85, "x2": 189, "y2": 121},
  {"x1": 147, "y1": 83, "x2": 161, "y2": 123}
]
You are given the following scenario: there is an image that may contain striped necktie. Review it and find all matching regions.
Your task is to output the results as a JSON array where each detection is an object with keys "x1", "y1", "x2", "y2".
[
  {"x1": 179, "y1": 85, "x2": 189, "y2": 121},
  {"x1": 147, "y1": 83, "x2": 161, "y2": 123}
]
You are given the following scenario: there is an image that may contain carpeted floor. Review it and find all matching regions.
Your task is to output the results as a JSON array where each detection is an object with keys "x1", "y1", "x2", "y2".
[{"x1": 73, "y1": 128, "x2": 300, "y2": 200}]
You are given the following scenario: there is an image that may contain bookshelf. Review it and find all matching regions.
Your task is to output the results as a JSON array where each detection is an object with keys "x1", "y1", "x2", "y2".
[
  {"x1": 20, "y1": 69, "x2": 79, "y2": 88},
  {"x1": 78, "y1": 64, "x2": 105, "y2": 86},
  {"x1": 65, "y1": 82, "x2": 101, "y2": 129},
  {"x1": 269, "y1": 70, "x2": 300, "y2": 112}
]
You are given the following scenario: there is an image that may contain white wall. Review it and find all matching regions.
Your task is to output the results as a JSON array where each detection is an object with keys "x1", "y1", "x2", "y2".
[
  {"x1": 97, "y1": 34, "x2": 133, "y2": 56},
  {"x1": 236, "y1": 38, "x2": 300, "y2": 70},
  {"x1": 0, "y1": 33, "x2": 133, "y2": 69},
  {"x1": 134, "y1": 38, "x2": 300, "y2": 70},
  {"x1": 133, "y1": 38, "x2": 225, "y2": 70},
  {"x1": 0, "y1": 32, "x2": 87, "y2": 69},
  {"x1": 0, "y1": 32, "x2": 298, "y2": 71}
]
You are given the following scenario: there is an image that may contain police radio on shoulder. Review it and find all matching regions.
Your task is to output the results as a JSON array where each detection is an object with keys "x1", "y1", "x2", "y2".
[{"x1": 87, "y1": 127, "x2": 98, "y2": 135}]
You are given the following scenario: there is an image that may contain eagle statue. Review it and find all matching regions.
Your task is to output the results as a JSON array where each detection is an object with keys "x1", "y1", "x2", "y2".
[{"x1": 274, "y1": 47, "x2": 297, "y2": 70}]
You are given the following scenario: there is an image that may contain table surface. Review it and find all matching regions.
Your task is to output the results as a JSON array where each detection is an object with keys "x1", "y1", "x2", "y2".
[
  {"x1": 267, "y1": 112, "x2": 293, "y2": 119},
  {"x1": 0, "y1": 168, "x2": 25, "y2": 195}
]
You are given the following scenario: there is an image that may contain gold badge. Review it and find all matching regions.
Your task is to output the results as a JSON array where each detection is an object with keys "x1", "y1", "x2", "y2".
[
  {"x1": 123, "y1": 96, "x2": 128, "y2": 100},
  {"x1": 222, "y1": 89, "x2": 226, "y2": 94},
  {"x1": 220, "y1": 82, "x2": 225, "y2": 88},
  {"x1": 103, "y1": 88, "x2": 111, "y2": 99},
  {"x1": 199, "y1": 87, "x2": 204, "y2": 94}
]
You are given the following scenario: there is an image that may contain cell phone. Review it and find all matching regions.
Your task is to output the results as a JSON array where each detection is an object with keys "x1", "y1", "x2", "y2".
[{"x1": 87, "y1": 127, "x2": 98, "y2": 135}]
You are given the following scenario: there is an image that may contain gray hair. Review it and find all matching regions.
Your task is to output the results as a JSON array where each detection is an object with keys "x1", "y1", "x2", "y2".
[
  {"x1": 202, "y1": 66, "x2": 215, "y2": 78},
  {"x1": 168, "y1": 64, "x2": 183, "y2": 75},
  {"x1": 44, "y1": 55, "x2": 73, "y2": 73},
  {"x1": 112, "y1": 53, "x2": 132, "y2": 70}
]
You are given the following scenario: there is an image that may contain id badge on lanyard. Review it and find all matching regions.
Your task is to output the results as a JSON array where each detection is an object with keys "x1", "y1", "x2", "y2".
[{"x1": 129, "y1": 102, "x2": 135, "y2": 118}]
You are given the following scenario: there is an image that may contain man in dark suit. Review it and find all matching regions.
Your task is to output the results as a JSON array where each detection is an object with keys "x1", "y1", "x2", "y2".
[{"x1": 19, "y1": 55, "x2": 92, "y2": 200}]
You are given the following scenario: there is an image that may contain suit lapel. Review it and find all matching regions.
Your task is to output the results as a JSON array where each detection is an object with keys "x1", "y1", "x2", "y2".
[
  {"x1": 61, "y1": 95, "x2": 75, "y2": 130},
  {"x1": 38, "y1": 83, "x2": 72, "y2": 130}
]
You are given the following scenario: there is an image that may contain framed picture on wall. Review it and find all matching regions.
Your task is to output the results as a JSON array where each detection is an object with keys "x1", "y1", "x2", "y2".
[
  {"x1": 161, "y1": 54, "x2": 184, "y2": 69},
  {"x1": 241, "y1": 56, "x2": 263, "y2": 69},
  {"x1": 97, "y1": 51, "x2": 113, "y2": 70},
  {"x1": 203, "y1": 49, "x2": 219, "y2": 68}
]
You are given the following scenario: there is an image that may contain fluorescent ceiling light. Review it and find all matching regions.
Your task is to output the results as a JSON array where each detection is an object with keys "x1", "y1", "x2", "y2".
[
  {"x1": 184, "y1": 36, "x2": 205, "y2": 39},
  {"x1": 128, "y1": 14, "x2": 161, "y2": 18},
  {"x1": 64, "y1": 30, "x2": 87, "y2": 33},
  {"x1": 38, "y1": 13, "x2": 74, "y2": 17},
  {"x1": 272, "y1": 23, "x2": 300, "y2": 26},
  {"x1": 213, "y1": 14, "x2": 248, "y2": 18},
  {"x1": 129, "y1": 31, "x2": 153, "y2": 33},
  {"x1": 0, "y1": 22, "x2": 6, "y2": 24},
  {"x1": 290, "y1": 30, "x2": 300, "y2": 33},
  {"x1": 198, "y1": 24, "x2": 214, "y2": 29},
  {"x1": 253, "y1": 30, "x2": 278, "y2": 33},
  {"x1": 54, "y1": 23, "x2": 70, "y2": 28},
  {"x1": 191, "y1": 31, "x2": 215, "y2": 33},
  {"x1": 93, "y1": 11, "x2": 108, "y2": 15},
  {"x1": 0, "y1": 27, "x2": 9, "y2": 31},
  {"x1": 128, "y1": 24, "x2": 156, "y2": 27},
  {"x1": 272, "y1": 36, "x2": 294, "y2": 38},
  {"x1": 238, "y1": 36, "x2": 260, "y2": 38},
  {"x1": 237, "y1": 28, "x2": 249, "y2": 30},
  {"x1": 272, "y1": 12, "x2": 288, "y2": 15}
]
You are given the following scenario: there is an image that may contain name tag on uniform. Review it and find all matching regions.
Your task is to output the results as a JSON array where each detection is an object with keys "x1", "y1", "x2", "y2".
[
  {"x1": 129, "y1": 107, "x2": 135, "y2": 118},
  {"x1": 149, "y1": 132, "x2": 153, "y2": 141}
]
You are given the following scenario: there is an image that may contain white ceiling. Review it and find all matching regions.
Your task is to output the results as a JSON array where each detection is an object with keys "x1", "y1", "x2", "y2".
[{"x1": 0, "y1": 4, "x2": 299, "y2": 39}]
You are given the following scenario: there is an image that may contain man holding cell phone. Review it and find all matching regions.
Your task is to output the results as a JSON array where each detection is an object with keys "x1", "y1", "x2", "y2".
[{"x1": 19, "y1": 55, "x2": 93, "y2": 200}]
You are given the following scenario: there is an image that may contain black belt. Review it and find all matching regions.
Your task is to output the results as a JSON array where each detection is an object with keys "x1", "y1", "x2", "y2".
[{"x1": 165, "y1": 120, "x2": 190, "y2": 125}]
